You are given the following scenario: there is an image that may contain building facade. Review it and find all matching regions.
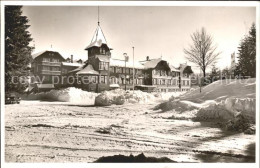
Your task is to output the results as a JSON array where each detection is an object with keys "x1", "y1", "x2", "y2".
[{"x1": 30, "y1": 23, "x2": 193, "y2": 93}]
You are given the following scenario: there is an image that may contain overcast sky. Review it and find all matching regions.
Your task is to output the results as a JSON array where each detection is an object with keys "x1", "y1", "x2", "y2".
[{"x1": 22, "y1": 6, "x2": 255, "y2": 73}]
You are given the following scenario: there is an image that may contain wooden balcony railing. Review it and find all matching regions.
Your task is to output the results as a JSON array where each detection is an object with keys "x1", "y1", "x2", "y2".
[{"x1": 41, "y1": 62, "x2": 61, "y2": 66}]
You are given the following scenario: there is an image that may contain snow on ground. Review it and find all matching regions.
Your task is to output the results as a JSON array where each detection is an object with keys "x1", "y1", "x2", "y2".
[
  {"x1": 155, "y1": 79, "x2": 256, "y2": 131},
  {"x1": 180, "y1": 78, "x2": 255, "y2": 103},
  {"x1": 5, "y1": 79, "x2": 255, "y2": 162},
  {"x1": 23, "y1": 87, "x2": 186, "y2": 106},
  {"x1": 23, "y1": 87, "x2": 98, "y2": 105},
  {"x1": 5, "y1": 102, "x2": 255, "y2": 162}
]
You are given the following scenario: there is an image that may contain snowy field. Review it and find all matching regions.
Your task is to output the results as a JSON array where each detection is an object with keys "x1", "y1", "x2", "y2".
[{"x1": 5, "y1": 79, "x2": 256, "y2": 162}]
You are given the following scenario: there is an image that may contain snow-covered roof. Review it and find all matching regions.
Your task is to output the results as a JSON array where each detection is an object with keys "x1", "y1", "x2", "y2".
[
  {"x1": 32, "y1": 50, "x2": 64, "y2": 60},
  {"x1": 96, "y1": 55, "x2": 110, "y2": 62},
  {"x1": 141, "y1": 58, "x2": 162, "y2": 69},
  {"x1": 169, "y1": 65, "x2": 180, "y2": 72},
  {"x1": 110, "y1": 58, "x2": 145, "y2": 69},
  {"x1": 68, "y1": 65, "x2": 85, "y2": 74},
  {"x1": 85, "y1": 25, "x2": 109, "y2": 50},
  {"x1": 62, "y1": 62, "x2": 82, "y2": 67},
  {"x1": 76, "y1": 64, "x2": 99, "y2": 75}
]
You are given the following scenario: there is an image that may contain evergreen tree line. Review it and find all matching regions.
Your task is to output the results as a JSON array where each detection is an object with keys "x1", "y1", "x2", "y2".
[
  {"x1": 5, "y1": 6, "x2": 33, "y2": 93},
  {"x1": 235, "y1": 23, "x2": 256, "y2": 78},
  {"x1": 209, "y1": 23, "x2": 256, "y2": 81}
]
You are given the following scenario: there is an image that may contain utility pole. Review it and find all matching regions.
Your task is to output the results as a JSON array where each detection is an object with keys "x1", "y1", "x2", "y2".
[
  {"x1": 124, "y1": 53, "x2": 127, "y2": 91},
  {"x1": 132, "y1": 47, "x2": 135, "y2": 93}
]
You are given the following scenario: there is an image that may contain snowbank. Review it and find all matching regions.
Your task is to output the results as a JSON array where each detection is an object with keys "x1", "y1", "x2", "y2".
[
  {"x1": 95, "y1": 89, "x2": 186, "y2": 106},
  {"x1": 24, "y1": 88, "x2": 185, "y2": 106},
  {"x1": 181, "y1": 78, "x2": 256, "y2": 103},
  {"x1": 195, "y1": 102, "x2": 234, "y2": 121},
  {"x1": 224, "y1": 98, "x2": 256, "y2": 122},
  {"x1": 24, "y1": 87, "x2": 98, "y2": 105}
]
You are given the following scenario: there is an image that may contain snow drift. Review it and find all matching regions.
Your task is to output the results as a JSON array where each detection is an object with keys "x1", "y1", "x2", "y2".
[
  {"x1": 23, "y1": 87, "x2": 185, "y2": 106},
  {"x1": 155, "y1": 78, "x2": 256, "y2": 132},
  {"x1": 23, "y1": 87, "x2": 98, "y2": 105},
  {"x1": 94, "y1": 89, "x2": 185, "y2": 106}
]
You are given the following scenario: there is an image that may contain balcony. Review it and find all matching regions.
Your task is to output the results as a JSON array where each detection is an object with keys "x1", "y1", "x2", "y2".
[
  {"x1": 41, "y1": 70, "x2": 61, "y2": 75},
  {"x1": 41, "y1": 61, "x2": 61, "y2": 66}
]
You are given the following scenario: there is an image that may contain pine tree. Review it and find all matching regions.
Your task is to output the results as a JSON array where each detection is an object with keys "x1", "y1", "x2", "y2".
[
  {"x1": 5, "y1": 6, "x2": 33, "y2": 93},
  {"x1": 235, "y1": 23, "x2": 256, "y2": 78}
]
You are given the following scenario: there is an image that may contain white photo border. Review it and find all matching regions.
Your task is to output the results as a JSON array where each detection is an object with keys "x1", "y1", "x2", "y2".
[{"x1": 1, "y1": 1, "x2": 259, "y2": 168}]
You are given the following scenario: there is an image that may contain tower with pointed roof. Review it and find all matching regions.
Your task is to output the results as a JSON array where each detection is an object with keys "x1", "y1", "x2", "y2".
[{"x1": 82, "y1": 18, "x2": 112, "y2": 92}]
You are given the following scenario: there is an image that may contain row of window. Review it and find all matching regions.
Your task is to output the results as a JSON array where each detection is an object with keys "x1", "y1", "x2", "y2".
[
  {"x1": 42, "y1": 66, "x2": 60, "y2": 71},
  {"x1": 110, "y1": 67, "x2": 143, "y2": 74},
  {"x1": 78, "y1": 76, "x2": 143, "y2": 85},
  {"x1": 110, "y1": 77, "x2": 143, "y2": 85},
  {"x1": 153, "y1": 70, "x2": 167, "y2": 76},
  {"x1": 152, "y1": 70, "x2": 180, "y2": 77},
  {"x1": 158, "y1": 88, "x2": 190, "y2": 92},
  {"x1": 153, "y1": 79, "x2": 190, "y2": 86},
  {"x1": 42, "y1": 58, "x2": 60, "y2": 63}
]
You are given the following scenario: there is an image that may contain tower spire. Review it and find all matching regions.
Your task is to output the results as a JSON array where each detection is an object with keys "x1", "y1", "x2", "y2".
[{"x1": 98, "y1": 6, "x2": 100, "y2": 26}]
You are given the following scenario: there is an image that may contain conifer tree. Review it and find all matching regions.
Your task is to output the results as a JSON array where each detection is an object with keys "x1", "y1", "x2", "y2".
[
  {"x1": 235, "y1": 23, "x2": 256, "y2": 78},
  {"x1": 5, "y1": 6, "x2": 33, "y2": 93}
]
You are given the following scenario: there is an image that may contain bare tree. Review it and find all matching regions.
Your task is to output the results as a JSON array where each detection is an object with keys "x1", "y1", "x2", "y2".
[{"x1": 184, "y1": 27, "x2": 221, "y2": 77}]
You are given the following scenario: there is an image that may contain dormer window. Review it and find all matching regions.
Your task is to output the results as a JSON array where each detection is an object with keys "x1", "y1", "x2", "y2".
[{"x1": 100, "y1": 48, "x2": 106, "y2": 54}]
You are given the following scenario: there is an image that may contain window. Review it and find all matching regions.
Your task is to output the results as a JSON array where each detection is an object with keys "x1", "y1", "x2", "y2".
[
  {"x1": 99, "y1": 62, "x2": 109, "y2": 70},
  {"x1": 153, "y1": 79, "x2": 156, "y2": 85},
  {"x1": 44, "y1": 75, "x2": 51, "y2": 82},
  {"x1": 52, "y1": 67, "x2": 60, "y2": 71},
  {"x1": 91, "y1": 76, "x2": 97, "y2": 83},
  {"x1": 52, "y1": 58, "x2": 59, "y2": 62},
  {"x1": 129, "y1": 78, "x2": 133, "y2": 84},
  {"x1": 100, "y1": 76, "x2": 107, "y2": 84},
  {"x1": 161, "y1": 79, "x2": 165, "y2": 85},
  {"x1": 187, "y1": 81, "x2": 189, "y2": 86},
  {"x1": 173, "y1": 79, "x2": 176, "y2": 85},
  {"x1": 42, "y1": 66, "x2": 51, "y2": 71},
  {"x1": 110, "y1": 67, "x2": 114, "y2": 73},
  {"x1": 62, "y1": 69, "x2": 68, "y2": 74},
  {"x1": 161, "y1": 70, "x2": 166, "y2": 76},
  {"x1": 153, "y1": 70, "x2": 156, "y2": 75},
  {"x1": 139, "y1": 79, "x2": 143, "y2": 85},
  {"x1": 43, "y1": 58, "x2": 50, "y2": 62},
  {"x1": 130, "y1": 69, "x2": 133, "y2": 74},
  {"x1": 100, "y1": 48, "x2": 106, "y2": 54}
]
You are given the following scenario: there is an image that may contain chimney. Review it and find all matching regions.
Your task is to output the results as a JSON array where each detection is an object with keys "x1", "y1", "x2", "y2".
[
  {"x1": 146, "y1": 56, "x2": 149, "y2": 61},
  {"x1": 71, "y1": 55, "x2": 73, "y2": 63}
]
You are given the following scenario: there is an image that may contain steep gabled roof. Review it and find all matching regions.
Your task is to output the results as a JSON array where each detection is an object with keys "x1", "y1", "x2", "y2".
[
  {"x1": 85, "y1": 25, "x2": 109, "y2": 50},
  {"x1": 32, "y1": 50, "x2": 65, "y2": 60},
  {"x1": 141, "y1": 58, "x2": 162, "y2": 69},
  {"x1": 169, "y1": 65, "x2": 180, "y2": 72},
  {"x1": 76, "y1": 64, "x2": 99, "y2": 75},
  {"x1": 68, "y1": 65, "x2": 85, "y2": 74}
]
